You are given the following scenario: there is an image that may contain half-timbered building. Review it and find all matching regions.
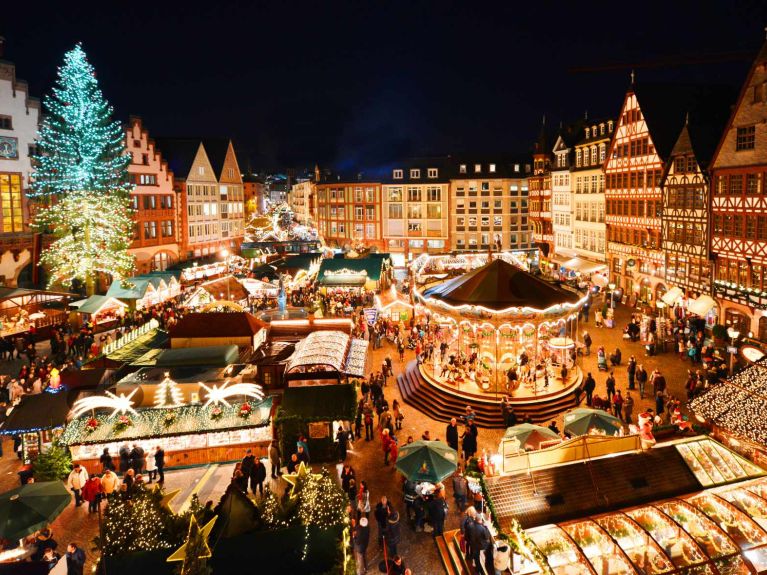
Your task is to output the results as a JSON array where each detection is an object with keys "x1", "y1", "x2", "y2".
[
  {"x1": 529, "y1": 120, "x2": 553, "y2": 259},
  {"x1": 710, "y1": 39, "x2": 767, "y2": 340}
]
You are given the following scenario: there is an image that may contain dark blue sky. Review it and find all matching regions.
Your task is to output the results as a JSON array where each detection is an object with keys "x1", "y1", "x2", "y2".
[{"x1": 4, "y1": 0, "x2": 767, "y2": 169}]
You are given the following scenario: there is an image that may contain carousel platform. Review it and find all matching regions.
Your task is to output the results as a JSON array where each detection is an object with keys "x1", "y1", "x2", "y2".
[{"x1": 396, "y1": 360, "x2": 581, "y2": 427}]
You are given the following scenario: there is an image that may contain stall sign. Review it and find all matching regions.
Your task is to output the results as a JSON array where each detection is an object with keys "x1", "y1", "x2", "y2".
[
  {"x1": 363, "y1": 308, "x2": 378, "y2": 326},
  {"x1": 308, "y1": 421, "x2": 330, "y2": 439}
]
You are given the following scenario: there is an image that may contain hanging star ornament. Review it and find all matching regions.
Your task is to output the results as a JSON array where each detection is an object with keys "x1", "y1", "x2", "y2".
[
  {"x1": 281, "y1": 461, "x2": 321, "y2": 499},
  {"x1": 167, "y1": 515, "x2": 217, "y2": 563}
]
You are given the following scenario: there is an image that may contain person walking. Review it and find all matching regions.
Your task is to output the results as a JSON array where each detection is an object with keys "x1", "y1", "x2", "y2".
[
  {"x1": 67, "y1": 464, "x2": 88, "y2": 507},
  {"x1": 636, "y1": 365, "x2": 648, "y2": 399},
  {"x1": 353, "y1": 517, "x2": 370, "y2": 575},
  {"x1": 382, "y1": 429, "x2": 394, "y2": 465},
  {"x1": 583, "y1": 331, "x2": 592, "y2": 355},
  {"x1": 65, "y1": 543, "x2": 86, "y2": 575},
  {"x1": 154, "y1": 446, "x2": 165, "y2": 484},
  {"x1": 268, "y1": 442, "x2": 280, "y2": 478}
]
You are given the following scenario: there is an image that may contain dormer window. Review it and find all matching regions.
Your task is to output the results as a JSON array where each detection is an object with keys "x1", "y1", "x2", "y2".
[
  {"x1": 585, "y1": 128, "x2": 590, "y2": 138},
  {"x1": 410, "y1": 169, "x2": 420, "y2": 179},
  {"x1": 393, "y1": 169, "x2": 403, "y2": 179},
  {"x1": 459, "y1": 164, "x2": 467, "y2": 174},
  {"x1": 474, "y1": 164, "x2": 481, "y2": 173},
  {"x1": 198, "y1": 166, "x2": 205, "y2": 175},
  {"x1": 599, "y1": 124, "x2": 605, "y2": 135},
  {"x1": 608, "y1": 120, "x2": 614, "y2": 132},
  {"x1": 514, "y1": 164, "x2": 520, "y2": 172},
  {"x1": 489, "y1": 164, "x2": 496, "y2": 173},
  {"x1": 427, "y1": 168, "x2": 438, "y2": 178}
]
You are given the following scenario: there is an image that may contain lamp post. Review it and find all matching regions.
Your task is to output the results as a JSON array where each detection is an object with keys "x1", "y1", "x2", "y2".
[
  {"x1": 608, "y1": 282, "x2": 616, "y2": 310},
  {"x1": 727, "y1": 327, "x2": 740, "y2": 375}
]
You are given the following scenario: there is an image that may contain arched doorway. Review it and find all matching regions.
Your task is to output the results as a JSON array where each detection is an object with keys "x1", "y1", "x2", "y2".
[{"x1": 758, "y1": 316, "x2": 767, "y2": 342}]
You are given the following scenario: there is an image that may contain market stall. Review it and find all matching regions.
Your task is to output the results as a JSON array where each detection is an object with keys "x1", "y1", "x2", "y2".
[
  {"x1": 105, "y1": 273, "x2": 181, "y2": 309},
  {"x1": 0, "y1": 391, "x2": 73, "y2": 464},
  {"x1": 318, "y1": 256, "x2": 391, "y2": 294},
  {"x1": 0, "y1": 287, "x2": 75, "y2": 338},
  {"x1": 73, "y1": 295, "x2": 128, "y2": 325}
]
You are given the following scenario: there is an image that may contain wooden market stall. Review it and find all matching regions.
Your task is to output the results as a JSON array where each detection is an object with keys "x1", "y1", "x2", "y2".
[
  {"x1": 0, "y1": 390, "x2": 73, "y2": 464},
  {"x1": 72, "y1": 295, "x2": 128, "y2": 326},
  {"x1": 105, "y1": 273, "x2": 181, "y2": 309},
  {"x1": 0, "y1": 287, "x2": 75, "y2": 339},
  {"x1": 169, "y1": 312, "x2": 267, "y2": 349},
  {"x1": 317, "y1": 256, "x2": 391, "y2": 294}
]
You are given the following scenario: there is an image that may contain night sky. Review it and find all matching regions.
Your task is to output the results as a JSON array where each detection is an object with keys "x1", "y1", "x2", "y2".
[{"x1": 4, "y1": 1, "x2": 767, "y2": 170}]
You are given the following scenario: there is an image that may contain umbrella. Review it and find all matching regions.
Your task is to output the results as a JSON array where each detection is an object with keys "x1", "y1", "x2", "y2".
[
  {"x1": 563, "y1": 407, "x2": 623, "y2": 437},
  {"x1": 395, "y1": 440, "x2": 458, "y2": 484},
  {"x1": 0, "y1": 481, "x2": 71, "y2": 541},
  {"x1": 503, "y1": 423, "x2": 560, "y2": 450}
]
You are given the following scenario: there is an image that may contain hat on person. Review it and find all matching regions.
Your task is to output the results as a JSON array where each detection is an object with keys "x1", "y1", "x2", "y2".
[{"x1": 359, "y1": 517, "x2": 368, "y2": 527}]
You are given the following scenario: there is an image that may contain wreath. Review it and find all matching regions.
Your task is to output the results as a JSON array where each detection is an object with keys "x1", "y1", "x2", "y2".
[
  {"x1": 239, "y1": 403, "x2": 252, "y2": 419},
  {"x1": 85, "y1": 417, "x2": 99, "y2": 434},
  {"x1": 113, "y1": 415, "x2": 132, "y2": 433},
  {"x1": 210, "y1": 406, "x2": 223, "y2": 420}
]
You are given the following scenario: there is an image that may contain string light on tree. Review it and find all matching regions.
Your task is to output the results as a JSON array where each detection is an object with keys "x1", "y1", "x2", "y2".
[{"x1": 31, "y1": 43, "x2": 134, "y2": 295}]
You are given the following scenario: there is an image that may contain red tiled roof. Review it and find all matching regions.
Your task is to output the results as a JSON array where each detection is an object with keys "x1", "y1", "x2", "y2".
[{"x1": 169, "y1": 312, "x2": 267, "y2": 338}]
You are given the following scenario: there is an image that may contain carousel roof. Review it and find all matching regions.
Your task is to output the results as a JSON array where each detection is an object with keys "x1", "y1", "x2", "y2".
[{"x1": 420, "y1": 258, "x2": 580, "y2": 311}]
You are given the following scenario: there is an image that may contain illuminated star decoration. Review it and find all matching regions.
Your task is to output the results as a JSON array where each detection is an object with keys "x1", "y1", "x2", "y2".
[
  {"x1": 166, "y1": 515, "x2": 217, "y2": 563},
  {"x1": 70, "y1": 388, "x2": 139, "y2": 419},
  {"x1": 199, "y1": 380, "x2": 264, "y2": 408},
  {"x1": 159, "y1": 489, "x2": 181, "y2": 513},
  {"x1": 281, "y1": 461, "x2": 321, "y2": 499}
]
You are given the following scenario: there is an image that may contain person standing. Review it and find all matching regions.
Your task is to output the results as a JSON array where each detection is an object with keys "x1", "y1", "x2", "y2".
[
  {"x1": 386, "y1": 510, "x2": 401, "y2": 557},
  {"x1": 583, "y1": 331, "x2": 592, "y2": 355},
  {"x1": 268, "y1": 442, "x2": 280, "y2": 478},
  {"x1": 461, "y1": 426, "x2": 477, "y2": 461},
  {"x1": 605, "y1": 371, "x2": 616, "y2": 399},
  {"x1": 118, "y1": 444, "x2": 130, "y2": 474},
  {"x1": 154, "y1": 446, "x2": 165, "y2": 484},
  {"x1": 251, "y1": 458, "x2": 267, "y2": 497},
  {"x1": 353, "y1": 517, "x2": 370, "y2": 575},
  {"x1": 469, "y1": 515, "x2": 492, "y2": 575},
  {"x1": 452, "y1": 468, "x2": 468, "y2": 511},
  {"x1": 129, "y1": 444, "x2": 145, "y2": 476},
  {"x1": 101, "y1": 469, "x2": 119, "y2": 501},
  {"x1": 624, "y1": 392, "x2": 635, "y2": 424},
  {"x1": 82, "y1": 474, "x2": 102, "y2": 514},
  {"x1": 336, "y1": 426, "x2": 349, "y2": 462},
  {"x1": 66, "y1": 543, "x2": 86, "y2": 575},
  {"x1": 145, "y1": 448, "x2": 157, "y2": 483},
  {"x1": 382, "y1": 429, "x2": 394, "y2": 465},
  {"x1": 374, "y1": 495, "x2": 390, "y2": 548},
  {"x1": 583, "y1": 373, "x2": 596, "y2": 406},
  {"x1": 446, "y1": 418, "x2": 459, "y2": 452},
  {"x1": 99, "y1": 448, "x2": 114, "y2": 473},
  {"x1": 67, "y1": 464, "x2": 88, "y2": 507},
  {"x1": 636, "y1": 365, "x2": 648, "y2": 399},
  {"x1": 627, "y1": 356, "x2": 636, "y2": 390},
  {"x1": 357, "y1": 480, "x2": 371, "y2": 519},
  {"x1": 612, "y1": 390, "x2": 624, "y2": 420},
  {"x1": 428, "y1": 494, "x2": 448, "y2": 536},
  {"x1": 240, "y1": 449, "x2": 256, "y2": 487}
]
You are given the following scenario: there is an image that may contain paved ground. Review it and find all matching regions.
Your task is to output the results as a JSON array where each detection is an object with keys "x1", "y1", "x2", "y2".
[{"x1": 0, "y1": 300, "x2": 699, "y2": 573}]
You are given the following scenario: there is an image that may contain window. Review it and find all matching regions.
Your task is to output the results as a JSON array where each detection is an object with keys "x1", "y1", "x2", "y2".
[
  {"x1": 408, "y1": 222, "x2": 422, "y2": 232},
  {"x1": 736, "y1": 126, "x2": 756, "y2": 151},
  {"x1": 410, "y1": 169, "x2": 420, "y2": 179},
  {"x1": 746, "y1": 174, "x2": 760, "y2": 195},
  {"x1": 160, "y1": 195, "x2": 173, "y2": 209},
  {"x1": 474, "y1": 164, "x2": 481, "y2": 173},
  {"x1": 407, "y1": 188, "x2": 422, "y2": 202},
  {"x1": 494, "y1": 216, "x2": 502, "y2": 226},
  {"x1": 0, "y1": 173, "x2": 23, "y2": 232},
  {"x1": 161, "y1": 220, "x2": 174, "y2": 237},
  {"x1": 365, "y1": 187, "x2": 375, "y2": 202},
  {"x1": 427, "y1": 188, "x2": 441, "y2": 202},
  {"x1": 366, "y1": 206, "x2": 375, "y2": 220},
  {"x1": 427, "y1": 204, "x2": 441, "y2": 219},
  {"x1": 139, "y1": 174, "x2": 157, "y2": 185},
  {"x1": 388, "y1": 187, "x2": 402, "y2": 202},
  {"x1": 143, "y1": 221, "x2": 157, "y2": 239},
  {"x1": 366, "y1": 223, "x2": 376, "y2": 237},
  {"x1": 407, "y1": 204, "x2": 422, "y2": 219},
  {"x1": 459, "y1": 164, "x2": 467, "y2": 174},
  {"x1": 393, "y1": 169, "x2": 403, "y2": 179},
  {"x1": 0, "y1": 116, "x2": 12, "y2": 130},
  {"x1": 198, "y1": 166, "x2": 205, "y2": 175},
  {"x1": 143, "y1": 195, "x2": 157, "y2": 209},
  {"x1": 355, "y1": 206, "x2": 364, "y2": 220},
  {"x1": 28, "y1": 144, "x2": 40, "y2": 158},
  {"x1": 489, "y1": 164, "x2": 496, "y2": 173},
  {"x1": 354, "y1": 188, "x2": 363, "y2": 202},
  {"x1": 427, "y1": 168, "x2": 438, "y2": 178}
]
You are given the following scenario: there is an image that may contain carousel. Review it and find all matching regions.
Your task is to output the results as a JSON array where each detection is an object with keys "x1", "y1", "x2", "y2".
[{"x1": 413, "y1": 258, "x2": 587, "y2": 399}]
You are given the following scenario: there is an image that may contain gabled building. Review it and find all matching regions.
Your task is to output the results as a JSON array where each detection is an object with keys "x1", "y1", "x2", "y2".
[
  {"x1": 449, "y1": 159, "x2": 532, "y2": 252},
  {"x1": 156, "y1": 138, "x2": 222, "y2": 260},
  {"x1": 572, "y1": 119, "x2": 613, "y2": 268},
  {"x1": 315, "y1": 171, "x2": 383, "y2": 251},
  {"x1": 550, "y1": 122, "x2": 582, "y2": 268},
  {"x1": 125, "y1": 117, "x2": 178, "y2": 273},
  {"x1": 710, "y1": 38, "x2": 767, "y2": 339},
  {"x1": 605, "y1": 81, "x2": 711, "y2": 306},
  {"x1": 381, "y1": 158, "x2": 450, "y2": 263},
  {"x1": 0, "y1": 38, "x2": 41, "y2": 285},
  {"x1": 289, "y1": 173, "x2": 316, "y2": 226},
  {"x1": 660, "y1": 91, "x2": 733, "y2": 315},
  {"x1": 529, "y1": 119, "x2": 554, "y2": 258},
  {"x1": 203, "y1": 139, "x2": 245, "y2": 249}
]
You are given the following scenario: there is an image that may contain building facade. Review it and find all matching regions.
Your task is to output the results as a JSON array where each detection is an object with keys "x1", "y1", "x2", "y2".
[
  {"x1": 605, "y1": 86, "x2": 668, "y2": 305},
  {"x1": 243, "y1": 174, "x2": 266, "y2": 217},
  {"x1": 449, "y1": 160, "x2": 532, "y2": 252},
  {"x1": 710, "y1": 40, "x2": 767, "y2": 339},
  {"x1": 572, "y1": 120, "x2": 612, "y2": 266},
  {"x1": 289, "y1": 177, "x2": 316, "y2": 225},
  {"x1": 551, "y1": 127, "x2": 578, "y2": 262},
  {"x1": 382, "y1": 160, "x2": 450, "y2": 263},
  {"x1": 315, "y1": 174, "x2": 383, "y2": 251},
  {"x1": 125, "y1": 118, "x2": 178, "y2": 273},
  {"x1": 0, "y1": 47, "x2": 40, "y2": 285},
  {"x1": 529, "y1": 123, "x2": 554, "y2": 257},
  {"x1": 205, "y1": 140, "x2": 245, "y2": 249}
]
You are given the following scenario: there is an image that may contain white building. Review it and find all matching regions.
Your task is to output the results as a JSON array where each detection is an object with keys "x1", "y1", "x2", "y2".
[
  {"x1": 0, "y1": 40, "x2": 40, "y2": 285},
  {"x1": 550, "y1": 126, "x2": 579, "y2": 272}
]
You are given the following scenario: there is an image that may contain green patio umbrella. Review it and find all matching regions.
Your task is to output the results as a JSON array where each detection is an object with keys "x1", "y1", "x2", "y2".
[
  {"x1": 0, "y1": 481, "x2": 71, "y2": 541},
  {"x1": 395, "y1": 440, "x2": 458, "y2": 484},
  {"x1": 503, "y1": 423, "x2": 560, "y2": 450},
  {"x1": 563, "y1": 407, "x2": 623, "y2": 437}
]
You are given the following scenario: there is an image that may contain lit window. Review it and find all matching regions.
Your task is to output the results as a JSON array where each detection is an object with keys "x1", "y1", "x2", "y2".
[
  {"x1": 474, "y1": 164, "x2": 481, "y2": 173},
  {"x1": 393, "y1": 169, "x2": 403, "y2": 179},
  {"x1": 736, "y1": 126, "x2": 756, "y2": 151},
  {"x1": 489, "y1": 164, "x2": 496, "y2": 173},
  {"x1": 198, "y1": 166, "x2": 204, "y2": 175},
  {"x1": 459, "y1": 164, "x2": 467, "y2": 174},
  {"x1": 427, "y1": 168, "x2": 438, "y2": 178},
  {"x1": 410, "y1": 169, "x2": 420, "y2": 179}
]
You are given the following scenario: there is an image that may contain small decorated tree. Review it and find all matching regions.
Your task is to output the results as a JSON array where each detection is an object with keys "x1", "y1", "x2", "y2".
[{"x1": 33, "y1": 440, "x2": 72, "y2": 481}]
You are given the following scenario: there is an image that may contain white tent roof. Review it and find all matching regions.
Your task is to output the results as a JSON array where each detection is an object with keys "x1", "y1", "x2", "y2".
[
  {"x1": 286, "y1": 330, "x2": 350, "y2": 373},
  {"x1": 688, "y1": 294, "x2": 716, "y2": 316}
]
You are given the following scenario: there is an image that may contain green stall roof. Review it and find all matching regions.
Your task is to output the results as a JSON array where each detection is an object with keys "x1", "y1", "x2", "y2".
[
  {"x1": 279, "y1": 384, "x2": 357, "y2": 421},
  {"x1": 133, "y1": 345, "x2": 239, "y2": 367}
]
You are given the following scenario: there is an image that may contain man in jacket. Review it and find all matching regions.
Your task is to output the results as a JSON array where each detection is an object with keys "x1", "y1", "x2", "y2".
[
  {"x1": 374, "y1": 496, "x2": 390, "y2": 548},
  {"x1": 469, "y1": 515, "x2": 493, "y2": 575},
  {"x1": 445, "y1": 418, "x2": 459, "y2": 451},
  {"x1": 66, "y1": 542, "x2": 86, "y2": 575},
  {"x1": 240, "y1": 449, "x2": 255, "y2": 486},
  {"x1": 67, "y1": 464, "x2": 88, "y2": 507},
  {"x1": 385, "y1": 510, "x2": 401, "y2": 557},
  {"x1": 627, "y1": 356, "x2": 637, "y2": 389},
  {"x1": 129, "y1": 444, "x2": 145, "y2": 475},
  {"x1": 353, "y1": 517, "x2": 370, "y2": 574},
  {"x1": 268, "y1": 442, "x2": 280, "y2": 478},
  {"x1": 251, "y1": 458, "x2": 267, "y2": 497},
  {"x1": 583, "y1": 373, "x2": 596, "y2": 406}
]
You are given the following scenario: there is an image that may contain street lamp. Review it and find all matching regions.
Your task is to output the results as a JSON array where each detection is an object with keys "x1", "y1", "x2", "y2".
[
  {"x1": 608, "y1": 283, "x2": 616, "y2": 310},
  {"x1": 727, "y1": 327, "x2": 740, "y2": 375}
]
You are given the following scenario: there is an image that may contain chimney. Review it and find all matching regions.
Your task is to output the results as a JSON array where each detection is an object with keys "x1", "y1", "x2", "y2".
[{"x1": 0, "y1": 37, "x2": 5, "y2": 59}]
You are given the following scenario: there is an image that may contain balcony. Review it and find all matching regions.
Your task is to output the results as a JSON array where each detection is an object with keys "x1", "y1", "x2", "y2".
[{"x1": 714, "y1": 280, "x2": 767, "y2": 311}]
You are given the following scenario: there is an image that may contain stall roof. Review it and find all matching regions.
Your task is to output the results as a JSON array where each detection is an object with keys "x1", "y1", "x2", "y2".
[
  {"x1": 318, "y1": 257, "x2": 386, "y2": 283},
  {"x1": 286, "y1": 330, "x2": 350, "y2": 373},
  {"x1": 199, "y1": 276, "x2": 249, "y2": 302},
  {"x1": 273, "y1": 254, "x2": 322, "y2": 274},
  {"x1": 77, "y1": 295, "x2": 128, "y2": 315},
  {"x1": 485, "y1": 437, "x2": 762, "y2": 529},
  {"x1": 280, "y1": 384, "x2": 356, "y2": 421},
  {"x1": 104, "y1": 329, "x2": 169, "y2": 365},
  {"x1": 169, "y1": 312, "x2": 267, "y2": 339},
  {"x1": 135, "y1": 345, "x2": 240, "y2": 368},
  {"x1": 251, "y1": 341, "x2": 295, "y2": 366},
  {"x1": 689, "y1": 358, "x2": 767, "y2": 446},
  {"x1": 0, "y1": 287, "x2": 75, "y2": 302},
  {"x1": 421, "y1": 258, "x2": 580, "y2": 311},
  {"x1": 0, "y1": 391, "x2": 73, "y2": 434}
]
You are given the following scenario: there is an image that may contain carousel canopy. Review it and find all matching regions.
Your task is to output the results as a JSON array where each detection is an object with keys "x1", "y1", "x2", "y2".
[{"x1": 421, "y1": 259, "x2": 580, "y2": 311}]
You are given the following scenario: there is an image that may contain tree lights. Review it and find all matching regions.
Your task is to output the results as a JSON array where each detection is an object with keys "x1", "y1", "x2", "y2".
[
  {"x1": 31, "y1": 44, "x2": 134, "y2": 294},
  {"x1": 154, "y1": 374, "x2": 185, "y2": 409}
]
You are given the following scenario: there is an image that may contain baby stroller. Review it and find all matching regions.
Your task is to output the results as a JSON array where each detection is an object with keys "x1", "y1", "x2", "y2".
[{"x1": 597, "y1": 350, "x2": 609, "y2": 371}]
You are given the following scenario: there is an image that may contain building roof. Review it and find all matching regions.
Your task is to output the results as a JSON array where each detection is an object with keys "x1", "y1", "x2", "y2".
[
  {"x1": 154, "y1": 138, "x2": 202, "y2": 180},
  {"x1": 105, "y1": 274, "x2": 175, "y2": 300},
  {"x1": 633, "y1": 83, "x2": 736, "y2": 161},
  {"x1": 279, "y1": 383, "x2": 357, "y2": 422},
  {"x1": 150, "y1": 345, "x2": 240, "y2": 367},
  {"x1": 449, "y1": 157, "x2": 533, "y2": 179},
  {"x1": 318, "y1": 256, "x2": 388, "y2": 283},
  {"x1": 169, "y1": 312, "x2": 267, "y2": 339},
  {"x1": 0, "y1": 391, "x2": 73, "y2": 434},
  {"x1": 286, "y1": 330, "x2": 350, "y2": 373},
  {"x1": 421, "y1": 258, "x2": 580, "y2": 311},
  {"x1": 76, "y1": 295, "x2": 128, "y2": 315},
  {"x1": 199, "y1": 276, "x2": 250, "y2": 303},
  {"x1": 201, "y1": 138, "x2": 235, "y2": 177}
]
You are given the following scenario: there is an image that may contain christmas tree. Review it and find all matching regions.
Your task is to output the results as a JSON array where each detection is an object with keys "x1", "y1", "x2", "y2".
[
  {"x1": 297, "y1": 468, "x2": 348, "y2": 528},
  {"x1": 154, "y1": 375, "x2": 185, "y2": 408},
  {"x1": 32, "y1": 440, "x2": 72, "y2": 482},
  {"x1": 32, "y1": 44, "x2": 134, "y2": 295}
]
